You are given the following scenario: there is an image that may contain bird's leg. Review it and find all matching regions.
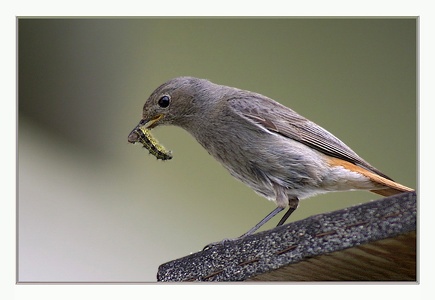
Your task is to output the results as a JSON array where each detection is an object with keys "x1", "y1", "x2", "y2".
[
  {"x1": 238, "y1": 206, "x2": 284, "y2": 238},
  {"x1": 203, "y1": 206, "x2": 285, "y2": 251},
  {"x1": 239, "y1": 196, "x2": 299, "y2": 239},
  {"x1": 202, "y1": 187, "x2": 296, "y2": 251},
  {"x1": 238, "y1": 184, "x2": 290, "y2": 238},
  {"x1": 276, "y1": 197, "x2": 299, "y2": 226}
]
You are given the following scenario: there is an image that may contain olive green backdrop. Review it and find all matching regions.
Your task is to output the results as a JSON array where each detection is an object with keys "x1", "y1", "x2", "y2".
[{"x1": 18, "y1": 18, "x2": 416, "y2": 282}]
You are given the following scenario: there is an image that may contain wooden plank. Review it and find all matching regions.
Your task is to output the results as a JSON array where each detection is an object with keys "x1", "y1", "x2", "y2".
[
  {"x1": 249, "y1": 231, "x2": 416, "y2": 281},
  {"x1": 157, "y1": 191, "x2": 416, "y2": 281}
]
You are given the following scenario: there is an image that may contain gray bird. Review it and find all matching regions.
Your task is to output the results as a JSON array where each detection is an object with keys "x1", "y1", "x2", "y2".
[{"x1": 128, "y1": 76, "x2": 413, "y2": 238}]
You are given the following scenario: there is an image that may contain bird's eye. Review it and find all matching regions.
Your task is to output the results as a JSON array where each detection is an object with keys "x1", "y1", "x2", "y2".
[{"x1": 158, "y1": 95, "x2": 171, "y2": 108}]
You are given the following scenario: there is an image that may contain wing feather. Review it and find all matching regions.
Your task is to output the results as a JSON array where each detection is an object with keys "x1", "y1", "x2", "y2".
[{"x1": 227, "y1": 93, "x2": 393, "y2": 180}]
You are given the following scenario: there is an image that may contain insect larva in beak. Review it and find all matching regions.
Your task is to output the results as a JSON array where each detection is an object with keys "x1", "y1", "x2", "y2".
[{"x1": 133, "y1": 127, "x2": 173, "y2": 161}]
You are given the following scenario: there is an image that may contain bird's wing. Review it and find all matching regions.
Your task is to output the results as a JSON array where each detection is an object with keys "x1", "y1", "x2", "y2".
[{"x1": 227, "y1": 92, "x2": 392, "y2": 180}]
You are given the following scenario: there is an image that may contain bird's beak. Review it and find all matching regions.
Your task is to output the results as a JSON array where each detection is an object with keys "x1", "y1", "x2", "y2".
[
  {"x1": 128, "y1": 114, "x2": 163, "y2": 144},
  {"x1": 141, "y1": 114, "x2": 163, "y2": 129}
]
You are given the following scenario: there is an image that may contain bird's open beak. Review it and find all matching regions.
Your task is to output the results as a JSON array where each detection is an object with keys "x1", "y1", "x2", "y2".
[{"x1": 128, "y1": 114, "x2": 163, "y2": 144}]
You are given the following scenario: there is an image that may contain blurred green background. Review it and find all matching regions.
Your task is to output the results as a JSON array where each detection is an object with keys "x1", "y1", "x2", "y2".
[{"x1": 18, "y1": 18, "x2": 416, "y2": 282}]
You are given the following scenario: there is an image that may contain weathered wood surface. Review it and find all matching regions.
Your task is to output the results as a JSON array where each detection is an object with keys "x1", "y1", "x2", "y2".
[{"x1": 157, "y1": 191, "x2": 416, "y2": 282}]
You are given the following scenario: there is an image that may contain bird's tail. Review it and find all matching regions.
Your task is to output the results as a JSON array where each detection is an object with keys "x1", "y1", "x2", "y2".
[
  {"x1": 369, "y1": 179, "x2": 414, "y2": 197},
  {"x1": 327, "y1": 157, "x2": 414, "y2": 196}
]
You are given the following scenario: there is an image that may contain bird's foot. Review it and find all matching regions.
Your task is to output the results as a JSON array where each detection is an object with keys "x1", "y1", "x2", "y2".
[{"x1": 202, "y1": 237, "x2": 240, "y2": 251}]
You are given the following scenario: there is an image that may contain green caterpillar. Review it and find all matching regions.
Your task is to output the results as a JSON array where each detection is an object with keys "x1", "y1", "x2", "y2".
[{"x1": 133, "y1": 127, "x2": 173, "y2": 161}]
